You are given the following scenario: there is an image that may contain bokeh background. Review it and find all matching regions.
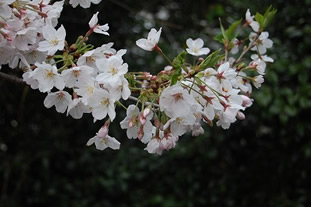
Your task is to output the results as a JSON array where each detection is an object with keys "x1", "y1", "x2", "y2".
[{"x1": 1, "y1": 0, "x2": 311, "y2": 206}]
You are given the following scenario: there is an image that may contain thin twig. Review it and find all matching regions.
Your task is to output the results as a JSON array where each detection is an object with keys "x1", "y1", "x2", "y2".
[
  {"x1": 0, "y1": 72, "x2": 25, "y2": 85},
  {"x1": 231, "y1": 34, "x2": 260, "y2": 67},
  {"x1": 128, "y1": 95, "x2": 159, "y2": 108}
]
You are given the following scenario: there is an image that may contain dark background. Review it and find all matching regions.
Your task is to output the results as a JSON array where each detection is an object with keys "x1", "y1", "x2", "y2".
[{"x1": 1, "y1": 0, "x2": 311, "y2": 206}]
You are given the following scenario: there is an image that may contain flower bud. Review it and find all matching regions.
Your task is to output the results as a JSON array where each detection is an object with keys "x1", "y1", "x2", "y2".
[
  {"x1": 236, "y1": 111, "x2": 245, "y2": 120},
  {"x1": 138, "y1": 126, "x2": 144, "y2": 140},
  {"x1": 143, "y1": 107, "x2": 151, "y2": 117},
  {"x1": 97, "y1": 125, "x2": 109, "y2": 139},
  {"x1": 240, "y1": 95, "x2": 253, "y2": 107},
  {"x1": 139, "y1": 114, "x2": 146, "y2": 125}
]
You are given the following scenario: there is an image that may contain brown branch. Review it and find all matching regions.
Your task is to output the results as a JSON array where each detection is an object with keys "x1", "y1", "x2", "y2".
[{"x1": 0, "y1": 72, "x2": 25, "y2": 85}]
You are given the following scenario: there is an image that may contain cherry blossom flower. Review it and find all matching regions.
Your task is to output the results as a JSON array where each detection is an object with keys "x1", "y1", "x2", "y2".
[
  {"x1": 250, "y1": 32, "x2": 273, "y2": 54},
  {"x1": 245, "y1": 9, "x2": 260, "y2": 32},
  {"x1": 88, "y1": 12, "x2": 109, "y2": 36},
  {"x1": 253, "y1": 75, "x2": 264, "y2": 88},
  {"x1": 96, "y1": 56, "x2": 128, "y2": 85},
  {"x1": 67, "y1": 98, "x2": 91, "y2": 119},
  {"x1": 75, "y1": 77, "x2": 96, "y2": 105},
  {"x1": 69, "y1": 0, "x2": 101, "y2": 8},
  {"x1": 61, "y1": 65, "x2": 94, "y2": 88},
  {"x1": 144, "y1": 138, "x2": 162, "y2": 155},
  {"x1": 186, "y1": 38, "x2": 210, "y2": 56},
  {"x1": 87, "y1": 89, "x2": 116, "y2": 121},
  {"x1": 86, "y1": 125, "x2": 120, "y2": 150},
  {"x1": 0, "y1": 0, "x2": 14, "y2": 19},
  {"x1": 31, "y1": 62, "x2": 65, "y2": 92},
  {"x1": 136, "y1": 27, "x2": 162, "y2": 51},
  {"x1": 44, "y1": 91, "x2": 72, "y2": 113},
  {"x1": 159, "y1": 83, "x2": 198, "y2": 118},
  {"x1": 120, "y1": 105, "x2": 154, "y2": 144},
  {"x1": 37, "y1": 24, "x2": 66, "y2": 55}
]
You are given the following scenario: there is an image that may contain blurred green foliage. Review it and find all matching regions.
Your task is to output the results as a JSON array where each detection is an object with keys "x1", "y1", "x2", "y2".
[{"x1": 1, "y1": 0, "x2": 311, "y2": 206}]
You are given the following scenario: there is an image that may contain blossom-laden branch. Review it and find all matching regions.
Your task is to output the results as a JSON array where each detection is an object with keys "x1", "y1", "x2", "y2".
[{"x1": 0, "y1": 0, "x2": 276, "y2": 155}]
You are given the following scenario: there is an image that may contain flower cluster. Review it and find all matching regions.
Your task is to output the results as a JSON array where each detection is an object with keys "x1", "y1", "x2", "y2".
[
  {"x1": 0, "y1": 0, "x2": 64, "y2": 69},
  {"x1": 0, "y1": 1, "x2": 276, "y2": 155}
]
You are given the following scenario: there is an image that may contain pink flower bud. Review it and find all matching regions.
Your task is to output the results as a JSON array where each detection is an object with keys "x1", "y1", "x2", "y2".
[
  {"x1": 249, "y1": 61, "x2": 258, "y2": 69},
  {"x1": 128, "y1": 119, "x2": 134, "y2": 128},
  {"x1": 198, "y1": 57, "x2": 204, "y2": 63},
  {"x1": 236, "y1": 111, "x2": 245, "y2": 120},
  {"x1": 240, "y1": 95, "x2": 253, "y2": 107},
  {"x1": 143, "y1": 108, "x2": 151, "y2": 118},
  {"x1": 139, "y1": 114, "x2": 146, "y2": 125},
  {"x1": 97, "y1": 126, "x2": 109, "y2": 139},
  {"x1": 138, "y1": 126, "x2": 144, "y2": 140}
]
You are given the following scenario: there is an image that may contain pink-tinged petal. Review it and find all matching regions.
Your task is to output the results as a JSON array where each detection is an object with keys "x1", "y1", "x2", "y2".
[
  {"x1": 107, "y1": 136, "x2": 120, "y2": 150},
  {"x1": 86, "y1": 136, "x2": 96, "y2": 146},
  {"x1": 94, "y1": 139, "x2": 108, "y2": 150},
  {"x1": 44, "y1": 93, "x2": 57, "y2": 108},
  {"x1": 89, "y1": 12, "x2": 99, "y2": 28}
]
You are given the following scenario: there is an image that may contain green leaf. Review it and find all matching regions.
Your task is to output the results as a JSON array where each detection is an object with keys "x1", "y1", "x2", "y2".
[
  {"x1": 214, "y1": 19, "x2": 241, "y2": 44},
  {"x1": 171, "y1": 50, "x2": 187, "y2": 86},
  {"x1": 199, "y1": 49, "x2": 224, "y2": 70},
  {"x1": 263, "y1": 6, "x2": 277, "y2": 28},
  {"x1": 172, "y1": 50, "x2": 187, "y2": 69},
  {"x1": 226, "y1": 19, "x2": 242, "y2": 41},
  {"x1": 255, "y1": 6, "x2": 277, "y2": 31}
]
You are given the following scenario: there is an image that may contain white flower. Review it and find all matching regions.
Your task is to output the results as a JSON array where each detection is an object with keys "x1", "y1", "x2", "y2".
[
  {"x1": 86, "y1": 126, "x2": 120, "y2": 151},
  {"x1": 75, "y1": 77, "x2": 96, "y2": 105},
  {"x1": 12, "y1": 27, "x2": 37, "y2": 51},
  {"x1": 250, "y1": 32, "x2": 273, "y2": 54},
  {"x1": 120, "y1": 105, "x2": 154, "y2": 144},
  {"x1": 37, "y1": 24, "x2": 66, "y2": 55},
  {"x1": 0, "y1": 0, "x2": 14, "y2": 18},
  {"x1": 88, "y1": 12, "x2": 109, "y2": 36},
  {"x1": 164, "y1": 114, "x2": 196, "y2": 137},
  {"x1": 67, "y1": 98, "x2": 91, "y2": 119},
  {"x1": 105, "y1": 77, "x2": 131, "y2": 101},
  {"x1": 245, "y1": 9, "x2": 260, "y2": 32},
  {"x1": 136, "y1": 28, "x2": 162, "y2": 51},
  {"x1": 22, "y1": 70, "x2": 39, "y2": 90},
  {"x1": 87, "y1": 89, "x2": 116, "y2": 121},
  {"x1": 186, "y1": 38, "x2": 210, "y2": 56},
  {"x1": 230, "y1": 38, "x2": 240, "y2": 54},
  {"x1": 61, "y1": 65, "x2": 94, "y2": 88},
  {"x1": 44, "y1": 91, "x2": 72, "y2": 113},
  {"x1": 31, "y1": 62, "x2": 65, "y2": 92},
  {"x1": 144, "y1": 138, "x2": 162, "y2": 155},
  {"x1": 250, "y1": 54, "x2": 274, "y2": 75},
  {"x1": 159, "y1": 83, "x2": 198, "y2": 118},
  {"x1": 159, "y1": 133, "x2": 179, "y2": 151},
  {"x1": 69, "y1": 0, "x2": 101, "y2": 8},
  {"x1": 253, "y1": 75, "x2": 264, "y2": 88},
  {"x1": 96, "y1": 56, "x2": 128, "y2": 85}
]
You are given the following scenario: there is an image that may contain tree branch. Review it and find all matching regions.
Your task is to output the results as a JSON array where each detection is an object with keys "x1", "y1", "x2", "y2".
[{"x1": 0, "y1": 72, "x2": 25, "y2": 85}]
